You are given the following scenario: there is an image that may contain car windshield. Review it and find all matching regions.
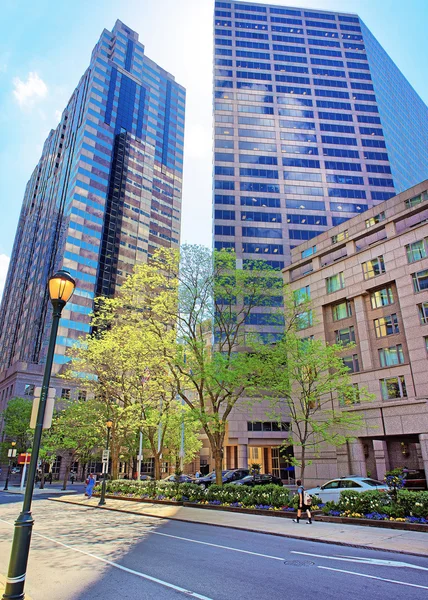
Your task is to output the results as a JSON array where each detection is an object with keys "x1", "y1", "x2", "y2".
[{"x1": 362, "y1": 479, "x2": 385, "y2": 486}]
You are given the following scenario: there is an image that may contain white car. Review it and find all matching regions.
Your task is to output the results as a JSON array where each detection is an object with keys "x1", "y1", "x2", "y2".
[{"x1": 306, "y1": 476, "x2": 388, "y2": 503}]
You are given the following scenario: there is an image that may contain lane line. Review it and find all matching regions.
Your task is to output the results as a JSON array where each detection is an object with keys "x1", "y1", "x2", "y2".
[
  {"x1": 291, "y1": 550, "x2": 428, "y2": 571},
  {"x1": 0, "y1": 518, "x2": 213, "y2": 600},
  {"x1": 150, "y1": 531, "x2": 285, "y2": 561},
  {"x1": 318, "y1": 566, "x2": 428, "y2": 590}
]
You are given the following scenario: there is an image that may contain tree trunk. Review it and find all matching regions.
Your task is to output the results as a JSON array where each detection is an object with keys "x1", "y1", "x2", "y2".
[
  {"x1": 175, "y1": 456, "x2": 181, "y2": 474},
  {"x1": 154, "y1": 454, "x2": 161, "y2": 481},
  {"x1": 214, "y1": 449, "x2": 223, "y2": 485},
  {"x1": 300, "y1": 447, "x2": 306, "y2": 485},
  {"x1": 62, "y1": 462, "x2": 71, "y2": 491},
  {"x1": 110, "y1": 444, "x2": 119, "y2": 480}
]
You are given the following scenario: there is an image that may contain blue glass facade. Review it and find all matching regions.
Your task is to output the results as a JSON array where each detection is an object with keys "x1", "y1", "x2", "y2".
[
  {"x1": 213, "y1": 0, "x2": 428, "y2": 284},
  {"x1": 0, "y1": 20, "x2": 185, "y2": 373}
]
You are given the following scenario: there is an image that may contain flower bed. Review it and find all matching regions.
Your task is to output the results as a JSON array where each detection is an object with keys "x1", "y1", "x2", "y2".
[
  {"x1": 94, "y1": 479, "x2": 318, "y2": 513},
  {"x1": 319, "y1": 489, "x2": 428, "y2": 526}
]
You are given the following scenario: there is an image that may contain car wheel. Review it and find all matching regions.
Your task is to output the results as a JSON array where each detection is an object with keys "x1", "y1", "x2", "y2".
[{"x1": 199, "y1": 483, "x2": 206, "y2": 490}]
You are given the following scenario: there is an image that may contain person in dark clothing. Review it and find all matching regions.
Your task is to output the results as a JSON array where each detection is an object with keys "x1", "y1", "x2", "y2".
[
  {"x1": 293, "y1": 479, "x2": 312, "y2": 524},
  {"x1": 47, "y1": 472, "x2": 53, "y2": 484}
]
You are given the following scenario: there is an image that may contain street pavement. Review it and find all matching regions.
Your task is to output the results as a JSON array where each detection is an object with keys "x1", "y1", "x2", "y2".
[{"x1": 1, "y1": 490, "x2": 428, "y2": 600}]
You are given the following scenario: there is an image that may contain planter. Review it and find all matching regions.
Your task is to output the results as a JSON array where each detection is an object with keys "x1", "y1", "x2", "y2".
[
  {"x1": 317, "y1": 514, "x2": 428, "y2": 532},
  {"x1": 93, "y1": 493, "x2": 183, "y2": 506},
  {"x1": 183, "y1": 502, "x2": 299, "y2": 518}
]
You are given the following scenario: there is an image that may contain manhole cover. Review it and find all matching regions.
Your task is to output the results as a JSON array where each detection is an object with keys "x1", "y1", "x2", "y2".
[{"x1": 283, "y1": 560, "x2": 315, "y2": 567}]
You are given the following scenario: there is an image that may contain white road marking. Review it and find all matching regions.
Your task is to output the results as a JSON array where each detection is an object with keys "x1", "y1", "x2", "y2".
[
  {"x1": 150, "y1": 531, "x2": 285, "y2": 561},
  {"x1": 0, "y1": 518, "x2": 213, "y2": 600},
  {"x1": 291, "y1": 550, "x2": 428, "y2": 572},
  {"x1": 318, "y1": 566, "x2": 428, "y2": 590}
]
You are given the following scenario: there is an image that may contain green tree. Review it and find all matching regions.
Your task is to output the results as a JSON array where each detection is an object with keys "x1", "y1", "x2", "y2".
[
  {"x1": 258, "y1": 332, "x2": 374, "y2": 484},
  {"x1": 115, "y1": 245, "x2": 292, "y2": 484},
  {"x1": 0, "y1": 397, "x2": 33, "y2": 457}
]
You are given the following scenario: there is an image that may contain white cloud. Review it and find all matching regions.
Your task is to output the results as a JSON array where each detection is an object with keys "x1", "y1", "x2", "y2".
[
  {"x1": 0, "y1": 254, "x2": 10, "y2": 301},
  {"x1": 184, "y1": 124, "x2": 212, "y2": 160},
  {"x1": 13, "y1": 72, "x2": 48, "y2": 108},
  {"x1": 55, "y1": 109, "x2": 62, "y2": 122}
]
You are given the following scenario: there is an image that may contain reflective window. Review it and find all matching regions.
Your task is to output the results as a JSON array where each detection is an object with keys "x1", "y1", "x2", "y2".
[
  {"x1": 374, "y1": 314, "x2": 399, "y2": 337},
  {"x1": 362, "y1": 256, "x2": 386, "y2": 279},
  {"x1": 418, "y1": 302, "x2": 428, "y2": 324},
  {"x1": 343, "y1": 354, "x2": 360, "y2": 373},
  {"x1": 370, "y1": 287, "x2": 394, "y2": 309},
  {"x1": 412, "y1": 269, "x2": 428, "y2": 292},
  {"x1": 406, "y1": 239, "x2": 427, "y2": 263},
  {"x1": 379, "y1": 345, "x2": 404, "y2": 367},
  {"x1": 332, "y1": 301, "x2": 352, "y2": 321},
  {"x1": 336, "y1": 326, "x2": 355, "y2": 345},
  {"x1": 380, "y1": 376, "x2": 407, "y2": 400},
  {"x1": 326, "y1": 272, "x2": 345, "y2": 293}
]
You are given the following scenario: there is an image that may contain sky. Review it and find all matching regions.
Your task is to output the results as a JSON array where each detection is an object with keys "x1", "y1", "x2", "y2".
[{"x1": 0, "y1": 0, "x2": 427, "y2": 299}]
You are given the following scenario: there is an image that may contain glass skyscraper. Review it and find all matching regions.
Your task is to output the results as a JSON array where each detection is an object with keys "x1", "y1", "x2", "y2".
[
  {"x1": 213, "y1": 1, "x2": 428, "y2": 277},
  {"x1": 0, "y1": 20, "x2": 185, "y2": 379}
]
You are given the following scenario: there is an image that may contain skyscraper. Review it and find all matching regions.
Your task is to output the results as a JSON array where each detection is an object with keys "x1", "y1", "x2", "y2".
[
  {"x1": 213, "y1": 1, "x2": 428, "y2": 281},
  {"x1": 0, "y1": 20, "x2": 185, "y2": 395}
]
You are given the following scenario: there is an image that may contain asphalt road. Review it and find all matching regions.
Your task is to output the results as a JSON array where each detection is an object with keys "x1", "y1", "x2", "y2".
[{"x1": 0, "y1": 491, "x2": 427, "y2": 600}]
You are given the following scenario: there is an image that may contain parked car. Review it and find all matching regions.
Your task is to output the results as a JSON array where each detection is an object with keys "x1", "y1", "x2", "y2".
[
  {"x1": 403, "y1": 469, "x2": 427, "y2": 490},
  {"x1": 230, "y1": 473, "x2": 283, "y2": 487},
  {"x1": 306, "y1": 476, "x2": 388, "y2": 503},
  {"x1": 10, "y1": 468, "x2": 20, "y2": 474},
  {"x1": 139, "y1": 474, "x2": 153, "y2": 481},
  {"x1": 163, "y1": 474, "x2": 194, "y2": 483},
  {"x1": 194, "y1": 469, "x2": 250, "y2": 489}
]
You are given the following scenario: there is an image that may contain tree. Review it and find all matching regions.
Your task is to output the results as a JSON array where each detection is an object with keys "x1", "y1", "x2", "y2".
[
  {"x1": 161, "y1": 403, "x2": 202, "y2": 473},
  {"x1": 42, "y1": 399, "x2": 105, "y2": 490},
  {"x1": 258, "y1": 331, "x2": 374, "y2": 484},
  {"x1": 115, "y1": 245, "x2": 293, "y2": 484},
  {"x1": 0, "y1": 397, "x2": 33, "y2": 458}
]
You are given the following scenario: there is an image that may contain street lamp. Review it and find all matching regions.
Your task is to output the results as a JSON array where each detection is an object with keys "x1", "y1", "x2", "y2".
[
  {"x1": 3, "y1": 442, "x2": 17, "y2": 491},
  {"x1": 3, "y1": 269, "x2": 75, "y2": 600},
  {"x1": 98, "y1": 419, "x2": 113, "y2": 506}
]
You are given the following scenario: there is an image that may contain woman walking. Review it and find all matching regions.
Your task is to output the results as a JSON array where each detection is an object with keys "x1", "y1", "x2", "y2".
[{"x1": 85, "y1": 473, "x2": 96, "y2": 498}]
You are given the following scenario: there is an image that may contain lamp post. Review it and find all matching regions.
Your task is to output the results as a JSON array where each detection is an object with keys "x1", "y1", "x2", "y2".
[
  {"x1": 98, "y1": 419, "x2": 113, "y2": 506},
  {"x1": 3, "y1": 442, "x2": 17, "y2": 491},
  {"x1": 3, "y1": 269, "x2": 75, "y2": 600}
]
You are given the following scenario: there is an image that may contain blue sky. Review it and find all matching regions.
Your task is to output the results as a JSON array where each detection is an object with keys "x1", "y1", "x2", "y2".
[{"x1": 0, "y1": 0, "x2": 427, "y2": 297}]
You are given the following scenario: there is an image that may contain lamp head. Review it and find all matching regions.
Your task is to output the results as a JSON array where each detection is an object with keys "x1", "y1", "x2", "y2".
[
  {"x1": 106, "y1": 420, "x2": 113, "y2": 429},
  {"x1": 48, "y1": 270, "x2": 76, "y2": 304},
  {"x1": 11, "y1": 441, "x2": 16, "y2": 447}
]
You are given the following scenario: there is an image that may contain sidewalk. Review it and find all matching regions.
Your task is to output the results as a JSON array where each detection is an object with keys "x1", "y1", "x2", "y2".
[
  {"x1": 51, "y1": 495, "x2": 428, "y2": 558},
  {"x1": 0, "y1": 573, "x2": 33, "y2": 600},
  {"x1": 3, "y1": 487, "x2": 79, "y2": 496}
]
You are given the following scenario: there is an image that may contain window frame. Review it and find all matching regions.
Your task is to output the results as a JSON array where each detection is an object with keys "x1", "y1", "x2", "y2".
[
  {"x1": 380, "y1": 375, "x2": 407, "y2": 401},
  {"x1": 362, "y1": 255, "x2": 386, "y2": 279},
  {"x1": 326, "y1": 271, "x2": 345, "y2": 293}
]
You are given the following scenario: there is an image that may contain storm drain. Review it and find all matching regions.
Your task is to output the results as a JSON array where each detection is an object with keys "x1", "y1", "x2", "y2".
[{"x1": 283, "y1": 560, "x2": 315, "y2": 567}]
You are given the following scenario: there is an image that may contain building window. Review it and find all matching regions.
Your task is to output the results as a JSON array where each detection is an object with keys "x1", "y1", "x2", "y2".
[
  {"x1": 362, "y1": 256, "x2": 385, "y2": 279},
  {"x1": 370, "y1": 287, "x2": 394, "y2": 309},
  {"x1": 61, "y1": 388, "x2": 71, "y2": 399},
  {"x1": 331, "y1": 230, "x2": 349, "y2": 244},
  {"x1": 365, "y1": 212, "x2": 386, "y2": 228},
  {"x1": 406, "y1": 239, "x2": 427, "y2": 263},
  {"x1": 332, "y1": 300, "x2": 352, "y2": 321},
  {"x1": 247, "y1": 421, "x2": 289, "y2": 432},
  {"x1": 412, "y1": 268, "x2": 428, "y2": 292},
  {"x1": 343, "y1": 354, "x2": 360, "y2": 373},
  {"x1": 405, "y1": 191, "x2": 428, "y2": 209},
  {"x1": 294, "y1": 285, "x2": 310, "y2": 305},
  {"x1": 24, "y1": 384, "x2": 35, "y2": 396},
  {"x1": 380, "y1": 376, "x2": 407, "y2": 400},
  {"x1": 374, "y1": 314, "x2": 399, "y2": 338},
  {"x1": 424, "y1": 337, "x2": 428, "y2": 354},
  {"x1": 379, "y1": 344, "x2": 405, "y2": 367},
  {"x1": 418, "y1": 302, "x2": 428, "y2": 324},
  {"x1": 301, "y1": 245, "x2": 316, "y2": 258},
  {"x1": 78, "y1": 390, "x2": 87, "y2": 401},
  {"x1": 339, "y1": 383, "x2": 360, "y2": 406},
  {"x1": 335, "y1": 326, "x2": 355, "y2": 345},
  {"x1": 296, "y1": 310, "x2": 313, "y2": 330},
  {"x1": 326, "y1": 272, "x2": 345, "y2": 293}
]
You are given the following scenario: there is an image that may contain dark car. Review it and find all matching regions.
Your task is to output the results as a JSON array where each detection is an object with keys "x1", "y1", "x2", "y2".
[
  {"x1": 403, "y1": 469, "x2": 427, "y2": 490},
  {"x1": 163, "y1": 474, "x2": 194, "y2": 483},
  {"x1": 230, "y1": 473, "x2": 283, "y2": 487},
  {"x1": 194, "y1": 469, "x2": 250, "y2": 489}
]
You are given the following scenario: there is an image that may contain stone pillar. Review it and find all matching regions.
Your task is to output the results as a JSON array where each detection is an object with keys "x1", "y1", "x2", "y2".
[
  {"x1": 237, "y1": 444, "x2": 248, "y2": 469},
  {"x1": 348, "y1": 439, "x2": 367, "y2": 477},
  {"x1": 418, "y1": 434, "x2": 428, "y2": 485},
  {"x1": 373, "y1": 440, "x2": 390, "y2": 481},
  {"x1": 353, "y1": 295, "x2": 373, "y2": 371}
]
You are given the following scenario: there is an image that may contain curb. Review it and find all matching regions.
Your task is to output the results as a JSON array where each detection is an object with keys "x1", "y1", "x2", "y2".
[{"x1": 48, "y1": 497, "x2": 428, "y2": 559}]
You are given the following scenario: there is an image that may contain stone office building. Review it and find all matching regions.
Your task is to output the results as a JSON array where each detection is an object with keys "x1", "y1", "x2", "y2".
[{"x1": 283, "y1": 180, "x2": 428, "y2": 487}]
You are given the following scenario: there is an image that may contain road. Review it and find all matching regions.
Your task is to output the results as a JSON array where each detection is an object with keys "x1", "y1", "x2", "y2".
[{"x1": 0, "y1": 490, "x2": 427, "y2": 600}]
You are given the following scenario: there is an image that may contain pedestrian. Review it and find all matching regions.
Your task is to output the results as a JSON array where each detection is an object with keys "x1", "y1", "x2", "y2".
[
  {"x1": 85, "y1": 473, "x2": 96, "y2": 498},
  {"x1": 70, "y1": 471, "x2": 75, "y2": 484},
  {"x1": 195, "y1": 470, "x2": 201, "y2": 479},
  {"x1": 293, "y1": 479, "x2": 312, "y2": 524},
  {"x1": 47, "y1": 471, "x2": 53, "y2": 484}
]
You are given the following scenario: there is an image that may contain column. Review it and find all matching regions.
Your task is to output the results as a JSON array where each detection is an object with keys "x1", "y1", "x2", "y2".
[
  {"x1": 237, "y1": 444, "x2": 248, "y2": 469},
  {"x1": 353, "y1": 295, "x2": 373, "y2": 371},
  {"x1": 373, "y1": 440, "x2": 390, "y2": 480},
  {"x1": 419, "y1": 433, "x2": 428, "y2": 485},
  {"x1": 348, "y1": 439, "x2": 368, "y2": 477}
]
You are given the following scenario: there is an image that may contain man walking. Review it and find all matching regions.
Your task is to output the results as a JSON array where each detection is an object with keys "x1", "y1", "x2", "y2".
[{"x1": 293, "y1": 479, "x2": 312, "y2": 524}]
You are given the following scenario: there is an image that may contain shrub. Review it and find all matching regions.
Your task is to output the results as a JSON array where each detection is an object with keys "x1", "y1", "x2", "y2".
[
  {"x1": 337, "y1": 489, "x2": 389, "y2": 514},
  {"x1": 396, "y1": 490, "x2": 428, "y2": 518}
]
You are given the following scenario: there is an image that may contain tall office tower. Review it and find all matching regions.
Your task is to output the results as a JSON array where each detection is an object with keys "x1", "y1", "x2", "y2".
[
  {"x1": 213, "y1": 1, "x2": 428, "y2": 284},
  {"x1": 0, "y1": 20, "x2": 185, "y2": 386}
]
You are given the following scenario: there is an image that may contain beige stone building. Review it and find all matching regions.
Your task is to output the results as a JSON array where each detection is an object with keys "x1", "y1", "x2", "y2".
[{"x1": 283, "y1": 180, "x2": 428, "y2": 488}]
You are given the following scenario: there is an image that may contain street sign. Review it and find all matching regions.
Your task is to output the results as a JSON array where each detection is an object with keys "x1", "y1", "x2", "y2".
[
  {"x1": 18, "y1": 453, "x2": 31, "y2": 465},
  {"x1": 137, "y1": 454, "x2": 144, "y2": 461},
  {"x1": 7, "y1": 449, "x2": 17, "y2": 458},
  {"x1": 102, "y1": 449, "x2": 110, "y2": 462},
  {"x1": 30, "y1": 387, "x2": 56, "y2": 429}
]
